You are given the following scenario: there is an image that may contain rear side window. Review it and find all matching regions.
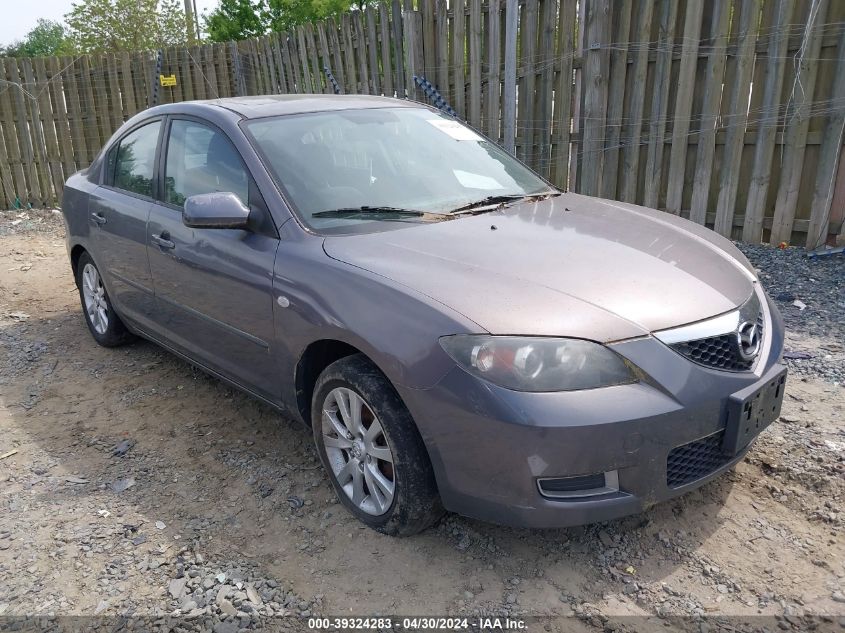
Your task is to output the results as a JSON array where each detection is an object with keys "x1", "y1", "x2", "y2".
[
  {"x1": 111, "y1": 121, "x2": 161, "y2": 198},
  {"x1": 164, "y1": 120, "x2": 248, "y2": 207}
]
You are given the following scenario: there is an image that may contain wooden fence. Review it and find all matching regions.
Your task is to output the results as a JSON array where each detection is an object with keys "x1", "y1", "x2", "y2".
[{"x1": 0, "y1": 0, "x2": 844, "y2": 248}]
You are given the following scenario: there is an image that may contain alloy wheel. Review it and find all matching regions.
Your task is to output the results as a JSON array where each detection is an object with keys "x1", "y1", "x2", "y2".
[
  {"x1": 81, "y1": 263, "x2": 109, "y2": 335},
  {"x1": 321, "y1": 387, "x2": 396, "y2": 516}
]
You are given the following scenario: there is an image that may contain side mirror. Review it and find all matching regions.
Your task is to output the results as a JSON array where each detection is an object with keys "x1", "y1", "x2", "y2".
[{"x1": 183, "y1": 192, "x2": 250, "y2": 229}]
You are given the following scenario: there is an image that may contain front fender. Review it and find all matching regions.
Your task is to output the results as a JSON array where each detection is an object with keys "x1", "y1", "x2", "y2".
[{"x1": 271, "y1": 225, "x2": 483, "y2": 411}]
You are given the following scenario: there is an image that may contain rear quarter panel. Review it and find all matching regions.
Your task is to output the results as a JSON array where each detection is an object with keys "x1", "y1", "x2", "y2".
[{"x1": 61, "y1": 171, "x2": 99, "y2": 262}]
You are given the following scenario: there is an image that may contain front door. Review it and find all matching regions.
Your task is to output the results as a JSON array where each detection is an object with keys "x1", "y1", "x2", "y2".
[{"x1": 146, "y1": 118, "x2": 280, "y2": 400}]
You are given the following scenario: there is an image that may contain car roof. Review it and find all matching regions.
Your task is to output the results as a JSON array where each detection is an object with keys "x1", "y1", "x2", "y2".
[{"x1": 157, "y1": 94, "x2": 426, "y2": 119}]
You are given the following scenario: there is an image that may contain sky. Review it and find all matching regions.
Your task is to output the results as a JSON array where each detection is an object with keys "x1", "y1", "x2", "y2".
[{"x1": 2, "y1": 0, "x2": 220, "y2": 48}]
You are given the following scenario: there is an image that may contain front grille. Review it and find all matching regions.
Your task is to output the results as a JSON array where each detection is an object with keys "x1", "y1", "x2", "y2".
[
  {"x1": 670, "y1": 334, "x2": 753, "y2": 371},
  {"x1": 669, "y1": 310, "x2": 765, "y2": 372},
  {"x1": 666, "y1": 431, "x2": 734, "y2": 488}
]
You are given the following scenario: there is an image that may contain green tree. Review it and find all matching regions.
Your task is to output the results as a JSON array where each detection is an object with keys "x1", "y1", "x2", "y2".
[
  {"x1": 65, "y1": 0, "x2": 188, "y2": 53},
  {"x1": 205, "y1": 0, "x2": 266, "y2": 41},
  {"x1": 266, "y1": 0, "x2": 365, "y2": 32},
  {"x1": 205, "y1": 0, "x2": 371, "y2": 42},
  {"x1": 2, "y1": 19, "x2": 73, "y2": 57}
]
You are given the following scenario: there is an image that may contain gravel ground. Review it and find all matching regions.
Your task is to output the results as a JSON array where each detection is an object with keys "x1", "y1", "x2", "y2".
[
  {"x1": 0, "y1": 209, "x2": 843, "y2": 632},
  {"x1": 739, "y1": 243, "x2": 845, "y2": 385}
]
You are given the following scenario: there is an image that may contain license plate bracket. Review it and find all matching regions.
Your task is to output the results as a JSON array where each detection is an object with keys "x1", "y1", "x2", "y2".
[{"x1": 723, "y1": 369, "x2": 787, "y2": 456}]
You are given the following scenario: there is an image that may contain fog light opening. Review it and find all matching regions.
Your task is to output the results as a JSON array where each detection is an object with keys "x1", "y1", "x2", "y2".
[{"x1": 537, "y1": 471, "x2": 620, "y2": 499}]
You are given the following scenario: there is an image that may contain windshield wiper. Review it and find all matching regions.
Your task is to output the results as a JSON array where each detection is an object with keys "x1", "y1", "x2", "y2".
[
  {"x1": 447, "y1": 192, "x2": 559, "y2": 215},
  {"x1": 312, "y1": 206, "x2": 429, "y2": 219}
]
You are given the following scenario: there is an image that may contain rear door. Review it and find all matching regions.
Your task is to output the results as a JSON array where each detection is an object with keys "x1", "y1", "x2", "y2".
[
  {"x1": 88, "y1": 119, "x2": 163, "y2": 329},
  {"x1": 146, "y1": 117, "x2": 280, "y2": 400}
]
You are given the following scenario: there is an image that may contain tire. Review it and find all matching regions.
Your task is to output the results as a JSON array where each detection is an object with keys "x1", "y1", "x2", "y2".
[
  {"x1": 312, "y1": 354, "x2": 444, "y2": 536},
  {"x1": 75, "y1": 251, "x2": 134, "y2": 347}
]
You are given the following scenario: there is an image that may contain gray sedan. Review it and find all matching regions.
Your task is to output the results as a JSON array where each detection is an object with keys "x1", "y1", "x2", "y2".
[{"x1": 61, "y1": 95, "x2": 786, "y2": 535}]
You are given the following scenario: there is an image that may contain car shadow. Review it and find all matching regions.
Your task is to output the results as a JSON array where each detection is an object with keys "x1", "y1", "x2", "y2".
[{"x1": 1, "y1": 311, "x2": 738, "y2": 616}]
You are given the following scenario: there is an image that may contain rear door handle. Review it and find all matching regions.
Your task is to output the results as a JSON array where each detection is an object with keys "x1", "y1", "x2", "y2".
[
  {"x1": 151, "y1": 233, "x2": 175, "y2": 249},
  {"x1": 90, "y1": 212, "x2": 106, "y2": 226}
]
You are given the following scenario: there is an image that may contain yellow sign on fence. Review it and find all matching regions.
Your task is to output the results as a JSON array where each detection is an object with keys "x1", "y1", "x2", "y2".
[{"x1": 160, "y1": 74, "x2": 177, "y2": 87}]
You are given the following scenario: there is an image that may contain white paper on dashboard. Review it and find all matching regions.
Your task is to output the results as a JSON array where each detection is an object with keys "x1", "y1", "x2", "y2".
[
  {"x1": 428, "y1": 118, "x2": 483, "y2": 141},
  {"x1": 452, "y1": 170, "x2": 503, "y2": 189}
]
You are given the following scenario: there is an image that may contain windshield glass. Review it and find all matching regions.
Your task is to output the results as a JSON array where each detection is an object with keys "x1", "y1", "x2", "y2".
[{"x1": 244, "y1": 107, "x2": 553, "y2": 233}]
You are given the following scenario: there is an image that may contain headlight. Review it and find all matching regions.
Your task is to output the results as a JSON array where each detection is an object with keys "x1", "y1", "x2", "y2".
[{"x1": 439, "y1": 335, "x2": 637, "y2": 392}]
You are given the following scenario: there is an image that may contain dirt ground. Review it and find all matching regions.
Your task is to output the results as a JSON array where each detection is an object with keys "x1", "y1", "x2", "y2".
[{"x1": 0, "y1": 210, "x2": 843, "y2": 632}]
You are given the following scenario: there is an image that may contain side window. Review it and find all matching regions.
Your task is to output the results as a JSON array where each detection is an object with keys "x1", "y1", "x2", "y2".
[
  {"x1": 112, "y1": 121, "x2": 161, "y2": 197},
  {"x1": 165, "y1": 120, "x2": 249, "y2": 207}
]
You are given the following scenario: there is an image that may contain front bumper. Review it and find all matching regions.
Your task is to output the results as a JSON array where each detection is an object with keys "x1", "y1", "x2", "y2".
[{"x1": 397, "y1": 295, "x2": 786, "y2": 529}]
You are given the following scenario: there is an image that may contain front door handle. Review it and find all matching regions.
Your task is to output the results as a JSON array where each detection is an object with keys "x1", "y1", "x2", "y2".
[
  {"x1": 90, "y1": 212, "x2": 106, "y2": 226},
  {"x1": 151, "y1": 233, "x2": 175, "y2": 249}
]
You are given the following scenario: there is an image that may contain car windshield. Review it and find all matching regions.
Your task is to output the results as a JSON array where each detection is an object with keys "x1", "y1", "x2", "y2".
[{"x1": 244, "y1": 107, "x2": 553, "y2": 233}]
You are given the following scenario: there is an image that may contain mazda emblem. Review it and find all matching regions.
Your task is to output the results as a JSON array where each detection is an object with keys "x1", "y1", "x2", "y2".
[{"x1": 736, "y1": 321, "x2": 761, "y2": 361}]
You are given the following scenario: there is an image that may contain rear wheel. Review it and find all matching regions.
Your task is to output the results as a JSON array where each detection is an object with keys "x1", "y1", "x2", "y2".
[
  {"x1": 75, "y1": 251, "x2": 134, "y2": 347},
  {"x1": 312, "y1": 354, "x2": 443, "y2": 536}
]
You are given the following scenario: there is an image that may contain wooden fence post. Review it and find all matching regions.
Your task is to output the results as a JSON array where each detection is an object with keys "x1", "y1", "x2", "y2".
[
  {"x1": 642, "y1": 0, "x2": 678, "y2": 209},
  {"x1": 551, "y1": 0, "x2": 576, "y2": 188},
  {"x1": 769, "y1": 0, "x2": 829, "y2": 245},
  {"x1": 579, "y1": 0, "x2": 611, "y2": 197},
  {"x1": 452, "y1": 0, "x2": 466, "y2": 117},
  {"x1": 516, "y1": 0, "x2": 537, "y2": 166},
  {"x1": 770, "y1": 0, "x2": 841, "y2": 245},
  {"x1": 378, "y1": 6, "x2": 393, "y2": 96},
  {"x1": 665, "y1": 0, "x2": 704, "y2": 214},
  {"x1": 0, "y1": 58, "x2": 28, "y2": 203},
  {"x1": 599, "y1": 0, "x2": 632, "y2": 199},
  {"x1": 0, "y1": 120, "x2": 13, "y2": 207},
  {"x1": 339, "y1": 15, "x2": 355, "y2": 93},
  {"x1": 836, "y1": 161, "x2": 845, "y2": 246},
  {"x1": 404, "y1": 10, "x2": 421, "y2": 100},
  {"x1": 468, "y1": 0, "x2": 482, "y2": 128},
  {"x1": 365, "y1": 7, "x2": 381, "y2": 94},
  {"x1": 502, "y1": 0, "x2": 517, "y2": 155},
  {"x1": 713, "y1": 0, "x2": 761, "y2": 237},
  {"x1": 569, "y1": 0, "x2": 587, "y2": 190},
  {"x1": 619, "y1": 0, "x2": 654, "y2": 203},
  {"x1": 689, "y1": 0, "x2": 731, "y2": 225},
  {"x1": 61, "y1": 56, "x2": 88, "y2": 170},
  {"x1": 32, "y1": 58, "x2": 63, "y2": 205},
  {"x1": 0, "y1": 62, "x2": 19, "y2": 204},
  {"x1": 485, "y1": 0, "x2": 501, "y2": 141},
  {"x1": 352, "y1": 13, "x2": 369, "y2": 94},
  {"x1": 536, "y1": 0, "x2": 556, "y2": 179},
  {"x1": 434, "y1": 0, "x2": 448, "y2": 101},
  {"x1": 742, "y1": 0, "x2": 795, "y2": 243},
  {"x1": 22, "y1": 58, "x2": 54, "y2": 205},
  {"x1": 229, "y1": 42, "x2": 246, "y2": 96},
  {"x1": 805, "y1": 24, "x2": 845, "y2": 249},
  {"x1": 391, "y1": 0, "x2": 405, "y2": 96},
  {"x1": 7, "y1": 58, "x2": 41, "y2": 205}
]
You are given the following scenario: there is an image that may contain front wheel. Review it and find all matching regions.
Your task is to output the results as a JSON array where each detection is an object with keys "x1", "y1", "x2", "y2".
[
  {"x1": 312, "y1": 354, "x2": 443, "y2": 536},
  {"x1": 75, "y1": 251, "x2": 134, "y2": 347}
]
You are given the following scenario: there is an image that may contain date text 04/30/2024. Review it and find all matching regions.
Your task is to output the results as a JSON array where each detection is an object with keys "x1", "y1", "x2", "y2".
[{"x1": 307, "y1": 617, "x2": 528, "y2": 630}]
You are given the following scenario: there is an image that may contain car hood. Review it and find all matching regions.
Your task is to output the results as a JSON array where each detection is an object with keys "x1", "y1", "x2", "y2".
[{"x1": 322, "y1": 193, "x2": 757, "y2": 342}]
